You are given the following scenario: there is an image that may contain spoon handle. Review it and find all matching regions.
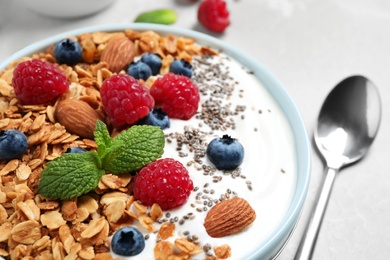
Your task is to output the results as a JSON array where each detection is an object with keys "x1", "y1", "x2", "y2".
[{"x1": 295, "y1": 166, "x2": 339, "y2": 260}]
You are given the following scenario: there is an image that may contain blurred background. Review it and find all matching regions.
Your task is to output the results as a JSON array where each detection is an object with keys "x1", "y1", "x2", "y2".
[{"x1": 1, "y1": 0, "x2": 390, "y2": 259}]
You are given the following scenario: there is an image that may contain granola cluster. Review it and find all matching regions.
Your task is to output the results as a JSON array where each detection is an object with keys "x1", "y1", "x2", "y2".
[{"x1": 0, "y1": 30, "x2": 226, "y2": 259}]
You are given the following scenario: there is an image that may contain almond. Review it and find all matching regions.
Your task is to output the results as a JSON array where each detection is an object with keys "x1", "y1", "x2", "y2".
[
  {"x1": 204, "y1": 197, "x2": 256, "y2": 238},
  {"x1": 55, "y1": 99, "x2": 104, "y2": 139},
  {"x1": 100, "y1": 36, "x2": 136, "y2": 73}
]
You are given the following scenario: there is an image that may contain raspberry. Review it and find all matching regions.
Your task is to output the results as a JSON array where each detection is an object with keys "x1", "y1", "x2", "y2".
[
  {"x1": 198, "y1": 0, "x2": 230, "y2": 33},
  {"x1": 133, "y1": 158, "x2": 194, "y2": 210},
  {"x1": 12, "y1": 59, "x2": 69, "y2": 105},
  {"x1": 100, "y1": 74, "x2": 154, "y2": 127},
  {"x1": 150, "y1": 73, "x2": 200, "y2": 120}
]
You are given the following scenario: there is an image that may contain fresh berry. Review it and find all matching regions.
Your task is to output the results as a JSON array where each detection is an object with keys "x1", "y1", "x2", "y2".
[
  {"x1": 54, "y1": 38, "x2": 82, "y2": 66},
  {"x1": 169, "y1": 59, "x2": 192, "y2": 78},
  {"x1": 138, "y1": 108, "x2": 170, "y2": 130},
  {"x1": 66, "y1": 147, "x2": 86, "y2": 153},
  {"x1": 12, "y1": 59, "x2": 69, "y2": 105},
  {"x1": 198, "y1": 0, "x2": 230, "y2": 33},
  {"x1": 111, "y1": 226, "x2": 145, "y2": 256},
  {"x1": 0, "y1": 130, "x2": 28, "y2": 160},
  {"x1": 100, "y1": 74, "x2": 155, "y2": 127},
  {"x1": 140, "y1": 53, "x2": 162, "y2": 75},
  {"x1": 206, "y1": 135, "x2": 244, "y2": 170},
  {"x1": 150, "y1": 73, "x2": 200, "y2": 120},
  {"x1": 126, "y1": 60, "x2": 152, "y2": 81},
  {"x1": 133, "y1": 158, "x2": 194, "y2": 210}
]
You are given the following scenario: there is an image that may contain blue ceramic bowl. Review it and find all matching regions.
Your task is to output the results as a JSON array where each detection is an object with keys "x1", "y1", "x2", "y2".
[{"x1": 0, "y1": 23, "x2": 310, "y2": 260}]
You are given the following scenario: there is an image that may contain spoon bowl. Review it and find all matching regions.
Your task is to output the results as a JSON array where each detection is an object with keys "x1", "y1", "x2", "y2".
[
  {"x1": 295, "y1": 75, "x2": 382, "y2": 260},
  {"x1": 315, "y1": 75, "x2": 382, "y2": 168}
]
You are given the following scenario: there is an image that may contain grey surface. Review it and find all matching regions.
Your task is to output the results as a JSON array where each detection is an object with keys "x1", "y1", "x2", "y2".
[{"x1": 1, "y1": 0, "x2": 390, "y2": 259}]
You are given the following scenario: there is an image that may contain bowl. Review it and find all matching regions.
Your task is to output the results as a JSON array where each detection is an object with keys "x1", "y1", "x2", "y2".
[
  {"x1": 0, "y1": 23, "x2": 311, "y2": 259},
  {"x1": 21, "y1": 0, "x2": 116, "y2": 19}
]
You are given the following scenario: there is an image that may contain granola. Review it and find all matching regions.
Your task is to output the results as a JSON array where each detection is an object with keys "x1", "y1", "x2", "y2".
[{"x1": 0, "y1": 29, "x2": 227, "y2": 260}]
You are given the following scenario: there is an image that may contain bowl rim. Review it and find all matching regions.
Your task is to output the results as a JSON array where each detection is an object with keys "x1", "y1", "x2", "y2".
[{"x1": 0, "y1": 23, "x2": 311, "y2": 259}]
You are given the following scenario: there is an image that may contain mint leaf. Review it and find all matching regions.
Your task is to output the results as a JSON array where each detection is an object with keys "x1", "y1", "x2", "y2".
[
  {"x1": 103, "y1": 125, "x2": 164, "y2": 174},
  {"x1": 94, "y1": 120, "x2": 126, "y2": 168},
  {"x1": 94, "y1": 120, "x2": 112, "y2": 167},
  {"x1": 38, "y1": 152, "x2": 105, "y2": 200}
]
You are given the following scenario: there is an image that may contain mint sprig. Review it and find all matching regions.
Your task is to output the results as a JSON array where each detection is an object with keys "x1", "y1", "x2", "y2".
[{"x1": 38, "y1": 121, "x2": 165, "y2": 200}]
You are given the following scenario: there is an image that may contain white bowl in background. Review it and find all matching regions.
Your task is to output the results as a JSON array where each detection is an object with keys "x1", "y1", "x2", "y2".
[{"x1": 21, "y1": 0, "x2": 116, "y2": 19}]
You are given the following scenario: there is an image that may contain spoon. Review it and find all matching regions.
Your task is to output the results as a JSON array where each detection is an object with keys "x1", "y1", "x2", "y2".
[{"x1": 295, "y1": 75, "x2": 382, "y2": 260}]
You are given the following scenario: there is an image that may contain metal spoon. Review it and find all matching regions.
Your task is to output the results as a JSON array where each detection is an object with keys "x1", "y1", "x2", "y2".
[{"x1": 295, "y1": 75, "x2": 382, "y2": 260}]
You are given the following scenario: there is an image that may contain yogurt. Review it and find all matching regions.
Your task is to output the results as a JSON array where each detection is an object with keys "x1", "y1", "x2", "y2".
[{"x1": 113, "y1": 53, "x2": 297, "y2": 259}]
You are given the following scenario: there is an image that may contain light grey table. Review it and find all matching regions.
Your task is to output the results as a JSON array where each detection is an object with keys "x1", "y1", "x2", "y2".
[{"x1": 1, "y1": 0, "x2": 389, "y2": 259}]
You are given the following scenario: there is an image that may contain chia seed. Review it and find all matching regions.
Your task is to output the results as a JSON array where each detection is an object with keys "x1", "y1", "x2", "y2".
[
  {"x1": 203, "y1": 243, "x2": 212, "y2": 252},
  {"x1": 192, "y1": 54, "x2": 248, "y2": 131},
  {"x1": 155, "y1": 54, "x2": 258, "y2": 255}
]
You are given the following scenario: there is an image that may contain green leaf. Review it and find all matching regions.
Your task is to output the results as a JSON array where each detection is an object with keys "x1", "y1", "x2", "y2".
[
  {"x1": 94, "y1": 120, "x2": 112, "y2": 166},
  {"x1": 101, "y1": 140, "x2": 124, "y2": 169},
  {"x1": 103, "y1": 125, "x2": 165, "y2": 174},
  {"x1": 134, "y1": 9, "x2": 177, "y2": 25},
  {"x1": 38, "y1": 152, "x2": 105, "y2": 200}
]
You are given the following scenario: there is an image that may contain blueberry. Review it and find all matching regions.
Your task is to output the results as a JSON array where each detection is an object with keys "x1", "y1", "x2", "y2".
[
  {"x1": 140, "y1": 53, "x2": 162, "y2": 75},
  {"x1": 54, "y1": 38, "x2": 82, "y2": 66},
  {"x1": 139, "y1": 108, "x2": 170, "y2": 130},
  {"x1": 111, "y1": 226, "x2": 145, "y2": 256},
  {"x1": 127, "y1": 61, "x2": 152, "y2": 80},
  {"x1": 206, "y1": 135, "x2": 244, "y2": 170},
  {"x1": 66, "y1": 147, "x2": 86, "y2": 153},
  {"x1": 0, "y1": 130, "x2": 28, "y2": 160},
  {"x1": 169, "y1": 59, "x2": 192, "y2": 78}
]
